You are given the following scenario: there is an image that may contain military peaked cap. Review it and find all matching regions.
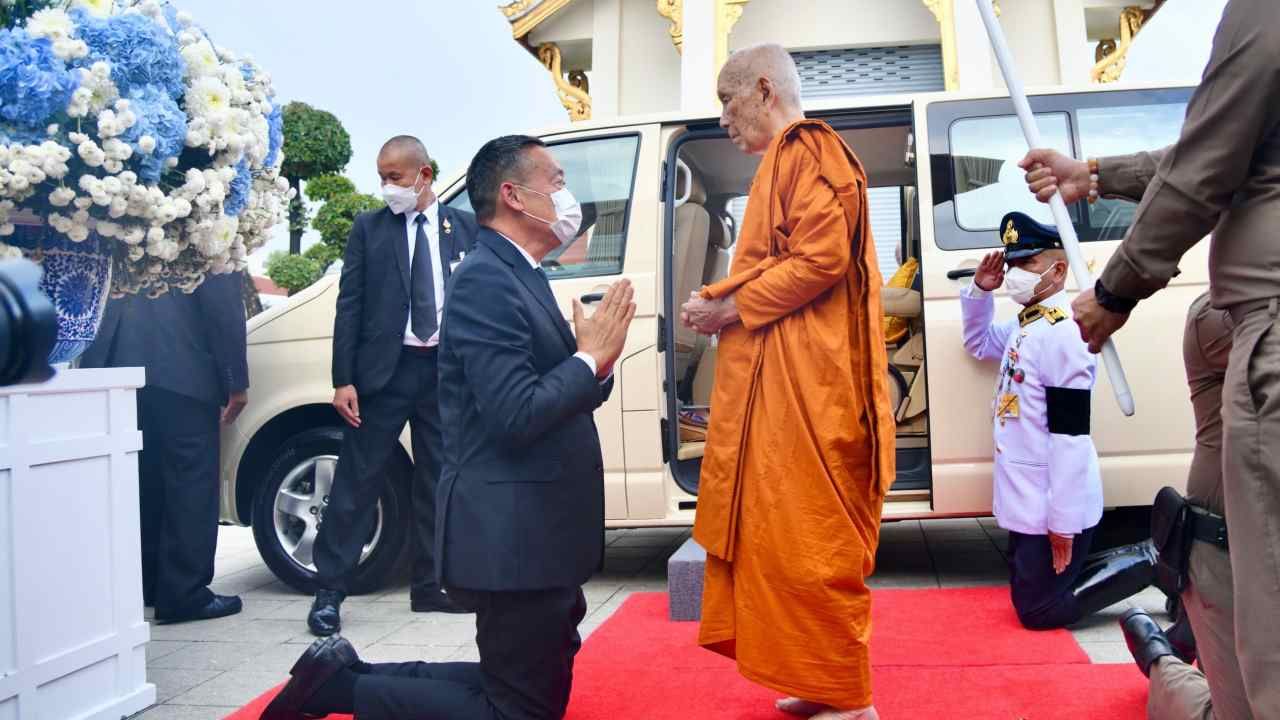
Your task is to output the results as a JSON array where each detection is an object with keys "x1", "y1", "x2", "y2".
[{"x1": 999, "y1": 211, "x2": 1064, "y2": 261}]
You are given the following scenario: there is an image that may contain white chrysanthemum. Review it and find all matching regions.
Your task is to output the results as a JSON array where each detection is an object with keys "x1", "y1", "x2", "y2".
[
  {"x1": 66, "y1": 87, "x2": 93, "y2": 118},
  {"x1": 138, "y1": 135, "x2": 157, "y2": 154},
  {"x1": 27, "y1": 9, "x2": 74, "y2": 41},
  {"x1": 52, "y1": 39, "x2": 89, "y2": 60},
  {"x1": 189, "y1": 77, "x2": 232, "y2": 124},
  {"x1": 78, "y1": 141, "x2": 105, "y2": 167},
  {"x1": 49, "y1": 187, "x2": 76, "y2": 207},
  {"x1": 182, "y1": 40, "x2": 222, "y2": 79},
  {"x1": 70, "y1": 0, "x2": 114, "y2": 18}
]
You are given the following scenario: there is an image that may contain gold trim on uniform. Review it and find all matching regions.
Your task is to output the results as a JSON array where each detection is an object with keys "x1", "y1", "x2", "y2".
[{"x1": 1019, "y1": 304, "x2": 1067, "y2": 327}]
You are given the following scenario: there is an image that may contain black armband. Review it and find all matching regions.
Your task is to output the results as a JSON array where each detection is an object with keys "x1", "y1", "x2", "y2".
[
  {"x1": 1094, "y1": 279, "x2": 1139, "y2": 315},
  {"x1": 1046, "y1": 386, "x2": 1091, "y2": 436}
]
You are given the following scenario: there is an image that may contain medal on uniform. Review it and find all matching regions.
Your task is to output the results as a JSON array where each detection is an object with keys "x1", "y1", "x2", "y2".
[{"x1": 997, "y1": 393, "x2": 1020, "y2": 424}]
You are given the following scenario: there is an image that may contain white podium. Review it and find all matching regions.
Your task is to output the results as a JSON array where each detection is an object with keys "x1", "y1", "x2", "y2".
[{"x1": 0, "y1": 368, "x2": 156, "y2": 720}]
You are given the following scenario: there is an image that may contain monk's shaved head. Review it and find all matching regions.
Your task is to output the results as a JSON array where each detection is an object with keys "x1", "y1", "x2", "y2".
[
  {"x1": 717, "y1": 43, "x2": 805, "y2": 155},
  {"x1": 720, "y1": 43, "x2": 802, "y2": 108}
]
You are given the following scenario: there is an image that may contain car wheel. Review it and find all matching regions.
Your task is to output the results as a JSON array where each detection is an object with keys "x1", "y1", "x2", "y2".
[{"x1": 251, "y1": 427, "x2": 410, "y2": 594}]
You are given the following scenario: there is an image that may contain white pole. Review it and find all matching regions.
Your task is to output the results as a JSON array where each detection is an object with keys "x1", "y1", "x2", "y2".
[{"x1": 975, "y1": 0, "x2": 1136, "y2": 417}]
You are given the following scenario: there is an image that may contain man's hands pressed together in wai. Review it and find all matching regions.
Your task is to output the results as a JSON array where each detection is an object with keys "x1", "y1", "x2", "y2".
[{"x1": 573, "y1": 279, "x2": 637, "y2": 379}]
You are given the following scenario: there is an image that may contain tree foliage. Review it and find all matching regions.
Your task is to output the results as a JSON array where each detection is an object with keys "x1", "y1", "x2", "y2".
[
  {"x1": 264, "y1": 250, "x2": 322, "y2": 295},
  {"x1": 303, "y1": 241, "x2": 342, "y2": 271},
  {"x1": 305, "y1": 174, "x2": 356, "y2": 204},
  {"x1": 281, "y1": 102, "x2": 352, "y2": 181},
  {"x1": 280, "y1": 102, "x2": 352, "y2": 253},
  {"x1": 313, "y1": 191, "x2": 383, "y2": 253}
]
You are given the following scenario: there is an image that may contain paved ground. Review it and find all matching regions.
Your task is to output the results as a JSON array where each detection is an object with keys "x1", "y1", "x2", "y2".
[{"x1": 131, "y1": 517, "x2": 1166, "y2": 719}]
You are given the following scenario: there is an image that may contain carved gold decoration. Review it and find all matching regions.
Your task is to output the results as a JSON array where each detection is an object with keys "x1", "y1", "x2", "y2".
[
  {"x1": 922, "y1": 0, "x2": 998, "y2": 91},
  {"x1": 501, "y1": 0, "x2": 575, "y2": 40},
  {"x1": 537, "y1": 43, "x2": 592, "y2": 122},
  {"x1": 499, "y1": 0, "x2": 537, "y2": 18},
  {"x1": 714, "y1": 0, "x2": 751, "y2": 73},
  {"x1": 657, "y1": 0, "x2": 683, "y2": 54},
  {"x1": 1091, "y1": 5, "x2": 1149, "y2": 84}
]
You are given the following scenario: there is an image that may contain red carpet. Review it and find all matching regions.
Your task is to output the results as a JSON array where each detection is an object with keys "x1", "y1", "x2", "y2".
[{"x1": 226, "y1": 588, "x2": 1147, "y2": 719}]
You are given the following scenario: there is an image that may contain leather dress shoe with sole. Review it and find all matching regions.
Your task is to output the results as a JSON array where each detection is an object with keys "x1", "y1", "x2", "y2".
[
  {"x1": 308, "y1": 590, "x2": 344, "y2": 636},
  {"x1": 260, "y1": 636, "x2": 359, "y2": 720},
  {"x1": 410, "y1": 589, "x2": 468, "y2": 614},
  {"x1": 1120, "y1": 608, "x2": 1176, "y2": 677},
  {"x1": 155, "y1": 594, "x2": 242, "y2": 624}
]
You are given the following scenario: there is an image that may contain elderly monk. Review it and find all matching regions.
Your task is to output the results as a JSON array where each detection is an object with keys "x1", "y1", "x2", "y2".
[{"x1": 680, "y1": 44, "x2": 896, "y2": 720}]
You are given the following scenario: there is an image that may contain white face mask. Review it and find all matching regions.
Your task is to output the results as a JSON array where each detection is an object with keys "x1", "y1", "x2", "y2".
[
  {"x1": 382, "y1": 169, "x2": 427, "y2": 215},
  {"x1": 1004, "y1": 265, "x2": 1056, "y2": 305},
  {"x1": 518, "y1": 185, "x2": 583, "y2": 248}
]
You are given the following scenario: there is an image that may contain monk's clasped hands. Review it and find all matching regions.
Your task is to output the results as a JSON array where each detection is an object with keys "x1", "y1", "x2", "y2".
[{"x1": 680, "y1": 291, "x2": 739, "y2": 335}]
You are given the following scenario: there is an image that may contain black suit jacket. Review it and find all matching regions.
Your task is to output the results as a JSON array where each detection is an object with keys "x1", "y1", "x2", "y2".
[
  {"x1": 331, "y1": 204, "x2": 479, "y2": 395},
  {"x1": 435, "y1": 228, "x2": 612, "y2": 591},
  {"x1": 80, "y1": 271, "x2": 249, "y2": 408}
]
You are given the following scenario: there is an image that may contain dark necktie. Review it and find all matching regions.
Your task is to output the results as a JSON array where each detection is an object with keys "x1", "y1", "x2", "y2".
[{"x1": 411, "y1": 214, "x2": 437, "y2": 342}]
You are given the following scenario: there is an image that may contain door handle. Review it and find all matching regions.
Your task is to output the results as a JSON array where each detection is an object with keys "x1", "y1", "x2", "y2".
[
  {"x1": 580, "y1": 292, "x2": 605, "y2": 304},
  {"x1": 947, "y1": 268, "x2": 977, "y2": 280}
]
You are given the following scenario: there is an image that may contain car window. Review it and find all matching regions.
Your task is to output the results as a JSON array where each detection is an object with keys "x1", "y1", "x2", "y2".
[
  {"x1": 949, "y1": 112, "x2": 1074, "y2": 232},
  {"x1": 444, "y1": 134, "x2": 640, "y2": 280},
  {"x1": 1077, "y1": 102, "x2": 1187, "y2": 241}
]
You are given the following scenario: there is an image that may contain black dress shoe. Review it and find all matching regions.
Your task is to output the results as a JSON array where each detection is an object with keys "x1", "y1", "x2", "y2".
[
  {"x1": 411, "y1": 588, "x2": 468, "y2": 614},
  {"x1": 1120, "y1": 608, "x2": 1176, "y2": 677},
  {"x1": 308, "y1": 590, "x2": 344, "y2": 637},
  {"x1": 155, "y1": 594, "x2": 243, "y2": 624},
  {"x1": 260, "y1": 636, "x2": 359, "y2": 720}
]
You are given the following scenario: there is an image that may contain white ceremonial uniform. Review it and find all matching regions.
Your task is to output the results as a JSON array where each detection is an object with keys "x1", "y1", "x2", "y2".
[{"x1": 960, "y1": 283, "x2": 1104, "y2": 537}]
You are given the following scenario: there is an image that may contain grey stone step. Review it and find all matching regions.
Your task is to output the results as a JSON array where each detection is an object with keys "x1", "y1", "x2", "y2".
[{"x1": 667, "y1": 537, "x2": 706, "y2": 621}]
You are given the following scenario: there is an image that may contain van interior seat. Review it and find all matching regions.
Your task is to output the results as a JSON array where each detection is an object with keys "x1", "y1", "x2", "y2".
[
  {"x1": 704, "y1": 212, "x2": 734, "y2": 285},
  {"x1": 674, "y1": 166, "x2": 711, "y2": 356}
]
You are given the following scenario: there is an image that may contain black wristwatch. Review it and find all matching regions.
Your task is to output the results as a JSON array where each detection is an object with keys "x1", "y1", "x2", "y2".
[{"x1": 1094, "y1": 279, "x2": 1138, "y2": 315}]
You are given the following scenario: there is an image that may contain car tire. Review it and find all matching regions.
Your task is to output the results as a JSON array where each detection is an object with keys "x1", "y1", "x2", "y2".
[{"x1": 251, "y1": 427, "x2": 410, "y2": 595}]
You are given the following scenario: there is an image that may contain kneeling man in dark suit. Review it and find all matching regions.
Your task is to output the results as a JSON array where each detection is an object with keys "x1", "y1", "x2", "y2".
[{"x1": 263, "y1": 134, "x2": 636, "y2": 720}]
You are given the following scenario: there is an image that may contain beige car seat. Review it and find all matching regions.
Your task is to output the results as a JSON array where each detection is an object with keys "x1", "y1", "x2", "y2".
[{"x1": 673, "y1": 161, "x2": 711, "y2": 360}]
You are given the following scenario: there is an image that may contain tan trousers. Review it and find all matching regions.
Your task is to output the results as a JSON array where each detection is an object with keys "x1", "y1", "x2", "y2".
[
  {"x1": 1220, "y1": 305, "x2": 1280, "y2": 718},
  {"x1": 1149, "y1": 541, "x2": 1251, "y2": 720},
  {"x1": 1147, "y1": 294, "x2": 1255, "y2": 720}
]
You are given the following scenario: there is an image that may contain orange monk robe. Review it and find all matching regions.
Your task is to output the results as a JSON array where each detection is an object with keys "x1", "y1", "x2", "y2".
[{"x1": 694, "y1": 119, "x2": 897, "y2": 709}]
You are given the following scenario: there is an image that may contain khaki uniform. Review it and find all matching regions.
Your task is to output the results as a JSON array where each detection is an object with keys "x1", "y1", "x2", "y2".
[{"x1": 1096, "y1": 2, "x2": 1280, "y2": 717}]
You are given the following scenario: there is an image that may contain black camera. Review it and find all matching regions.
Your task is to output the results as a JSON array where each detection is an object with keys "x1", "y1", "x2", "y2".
[{"x1": 0, "y1": 259, "x2": 57, "y2": 387}]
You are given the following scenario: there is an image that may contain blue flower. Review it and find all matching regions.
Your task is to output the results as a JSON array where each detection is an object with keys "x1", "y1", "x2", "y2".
[
  {"x1": 72, "y1": 10, "x2": 186, "y2": 100},
  {"x1": 224, "y1": 158, "x2": 252, "y2": 217},
  {"x1": 239, "y1": 63, "x2": 254, "y2": 82},
  {"x1": 0, "y1": 29, "x2": 80, "y2": 131},
  {"x1": 120, "y1": 85, "x2": 187, "y2": 183},
  {"x1": 265, "y1": 102, "x2": 283, "y2": 168}
]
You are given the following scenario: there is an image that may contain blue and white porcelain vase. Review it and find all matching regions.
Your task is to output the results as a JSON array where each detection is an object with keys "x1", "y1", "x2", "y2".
[{"x1": 10, "y1": 222, "x2": 113, "y2": 365}]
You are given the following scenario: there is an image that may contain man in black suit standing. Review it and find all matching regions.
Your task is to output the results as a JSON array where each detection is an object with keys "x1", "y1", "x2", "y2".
[
  {"x1": 81, "y1": 271, "x2": 248, "y2": 623},
  {"x1": 263, "y1": 135, "x2": 635, "y2": 720},
  {"x1": 309, "y1": 136, "x2": 479, "y2": 635}
]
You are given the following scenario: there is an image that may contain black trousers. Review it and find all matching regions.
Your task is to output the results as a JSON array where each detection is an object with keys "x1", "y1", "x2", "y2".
[
  {"x1": 353, "y1": 586, "x2": 588, "y2": 720},
  {"x1": 1007, "y1": 525, "x2": 1097, "y2": 629},
  {"x1": 138, "y1": 386, "x2": 221, "y2": 618},
  {"x1": 315, "y1": 348, "x2": 444, "y2": 594}
]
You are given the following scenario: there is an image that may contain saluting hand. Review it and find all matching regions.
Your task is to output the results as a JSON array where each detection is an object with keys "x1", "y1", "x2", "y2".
[
  {"x1": 973, "y1": 251, "x2": 1006, "y2": 291},
  {"x1": 1049, "y1": 532, "x2": 1074, "y2": 575},
  {"x1": 574, "y1": 279, "x2": 637, "y2": 378}
]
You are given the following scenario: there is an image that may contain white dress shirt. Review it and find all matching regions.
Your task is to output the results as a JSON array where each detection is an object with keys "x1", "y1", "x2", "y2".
[
  {"x1": 403, "y1": 201, "x2": 445, "y2": 348},
  {"x1": 495, "y1": 232, "x2": 605, "y2": 380}
]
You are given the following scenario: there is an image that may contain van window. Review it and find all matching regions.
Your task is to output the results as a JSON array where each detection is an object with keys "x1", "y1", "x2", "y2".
[
  {"x1": 444, "y1": 134, "x2": 641, "y2": 279},
  {"x1": 1078, "y1": 102, "x2": 1187, "y2": 240},
  {"x1": 949, "y1": 113, "x2": 1073, "y2": 233},
  {"x1": 725, "y1": 188, "x2": 904, "y2": 277}
]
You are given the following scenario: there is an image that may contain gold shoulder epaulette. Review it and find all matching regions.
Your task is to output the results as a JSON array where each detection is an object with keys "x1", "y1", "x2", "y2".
[{"x1": 1019, "y1": 304, "x2": 1068, "y2": 327}]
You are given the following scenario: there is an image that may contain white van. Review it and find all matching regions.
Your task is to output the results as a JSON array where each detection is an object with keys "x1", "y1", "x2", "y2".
[{"x1": 222, "y1": 81, "x2": 1203, "y2": 591}]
